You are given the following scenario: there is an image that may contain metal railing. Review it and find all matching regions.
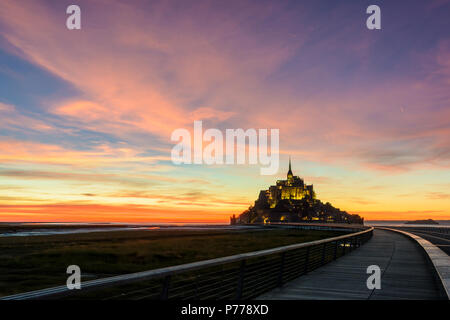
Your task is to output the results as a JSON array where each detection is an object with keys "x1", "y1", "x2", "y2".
[
  {"x1": 387, "y1": 226, "x2": 450, "y2": 239},
  {"x1": 1, "y1": 226, "x2": 373, "y2": 300}
]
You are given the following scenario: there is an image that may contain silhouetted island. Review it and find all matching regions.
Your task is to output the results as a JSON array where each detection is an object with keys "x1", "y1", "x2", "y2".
[
  {"x1": 231, "y1": 159, "x2": 364, "y2": 225},
  {"x1": 405, "y1": 219, "x2": 439, "y2": 225}
]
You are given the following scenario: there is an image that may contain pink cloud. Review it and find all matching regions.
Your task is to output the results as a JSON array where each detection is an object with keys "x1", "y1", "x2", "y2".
[
  {"x1": 0, "y1": 101, "x2": 57, "y2": 133},
  {"x1": 0, "y1": 0, "x2": 296, "y2": 143},
  {"x1": 0, "y1": 0, "x2": 448, "y2": 175},
  {"x1": 0, "y1": 139, "x2": 169, "y2": 168}
]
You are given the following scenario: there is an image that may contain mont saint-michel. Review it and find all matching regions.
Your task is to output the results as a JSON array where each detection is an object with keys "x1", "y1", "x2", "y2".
[{"x1": 233, "y1": 159, "x2": 364, "y2": 225}]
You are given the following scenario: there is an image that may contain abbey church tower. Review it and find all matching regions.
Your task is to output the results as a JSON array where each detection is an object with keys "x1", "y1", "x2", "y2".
[{"x1": 287, "y1": 157, "x2": 294, "y2": 185}]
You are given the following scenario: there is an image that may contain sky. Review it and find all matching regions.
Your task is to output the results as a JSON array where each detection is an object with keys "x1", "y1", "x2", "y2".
[{"x1": 0, "y1": 0, "x2": 449, "y2": 223}]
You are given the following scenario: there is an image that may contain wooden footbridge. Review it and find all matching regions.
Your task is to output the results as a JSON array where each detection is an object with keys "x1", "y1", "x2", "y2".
[
  {"x1": 1, "y1": 224, "x2": 448, "y2": 300},
  {"x1": 259, "y1": 228, "x2": 447, "y2": 299}
]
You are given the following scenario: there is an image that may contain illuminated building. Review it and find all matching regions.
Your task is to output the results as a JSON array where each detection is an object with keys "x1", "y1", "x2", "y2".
[
  {"x1": 258, "y1": 157, "x2": 315, "y2": 209},
  {"x1": 235, "y1": 158, "x2": 364, "y2": 225}
]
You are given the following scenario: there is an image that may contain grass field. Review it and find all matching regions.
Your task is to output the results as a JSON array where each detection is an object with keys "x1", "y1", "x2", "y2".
[{"x1": 0, "y1": 227, "x2": 346, "y2": 296}]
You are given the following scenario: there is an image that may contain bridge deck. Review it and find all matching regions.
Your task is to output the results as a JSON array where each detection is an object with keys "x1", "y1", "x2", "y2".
[{"x1": 258, "y1": 229, "x2": 442, "y2": 300}]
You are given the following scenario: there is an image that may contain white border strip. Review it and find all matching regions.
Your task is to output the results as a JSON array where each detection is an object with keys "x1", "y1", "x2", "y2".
[{"x1": 378, "y1": 227, "x2": 450, "y2": 300}]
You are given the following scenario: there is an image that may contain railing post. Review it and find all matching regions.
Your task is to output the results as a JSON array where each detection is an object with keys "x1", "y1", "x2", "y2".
[
  {"x1": 236, "y1": 260, "x2": 246, "y2": 299},
  {"x1": 277, "y1": 252, "x2": 286, "y2": 287},
  {"x1": 160, "y1": 275, "x2": 171, "y2": 300},
  {"x1": 194, "y1": 273, "x2": 199, "y2": 299},
  {"x1": 321, "y1": 243, "x2": 327, "y2": 265},
  {"x1": 334, "y1": 240, "x2": 338, "y2": 260},
  {"x1": 304, "y1": 246, "x2": 310, "y2": 274},
  {"x1": 342, "y1": 239, "x2": 346, "y2": 255}
]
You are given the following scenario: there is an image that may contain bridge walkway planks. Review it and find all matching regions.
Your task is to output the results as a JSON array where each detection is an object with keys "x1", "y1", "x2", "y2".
[{"x1": 258, "y1": 229, "x2": 442, "y2": 300}]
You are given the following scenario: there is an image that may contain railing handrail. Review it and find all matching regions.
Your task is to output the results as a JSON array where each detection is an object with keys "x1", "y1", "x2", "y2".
[{"x1": 1, "y1": 226, "x2": 373, "y2": 300}]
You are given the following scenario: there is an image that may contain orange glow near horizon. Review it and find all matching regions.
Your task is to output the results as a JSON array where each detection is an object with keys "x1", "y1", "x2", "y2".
[
  {"x1": 0, "y1": 204, "x2": 234, "y2": 223},
  {"x1": 0, "y1": 197, "x2": 449, "y2": 223}
]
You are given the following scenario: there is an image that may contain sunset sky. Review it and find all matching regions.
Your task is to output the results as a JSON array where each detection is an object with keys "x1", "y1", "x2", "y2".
[{"x1": 0, "y1": 0, "x2": 449, "y2": 222}]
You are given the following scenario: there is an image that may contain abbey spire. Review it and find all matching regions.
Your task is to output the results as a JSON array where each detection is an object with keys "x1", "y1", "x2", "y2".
[{"x1": 287, "y1": 156, "x2": 294, "y2": 184}]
